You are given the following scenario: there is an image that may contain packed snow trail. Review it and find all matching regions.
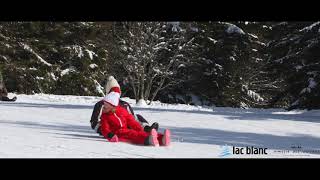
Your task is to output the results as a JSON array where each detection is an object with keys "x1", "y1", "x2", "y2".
[{"x1": 0, "y1": 94, "x2": 320, "y2": 158}]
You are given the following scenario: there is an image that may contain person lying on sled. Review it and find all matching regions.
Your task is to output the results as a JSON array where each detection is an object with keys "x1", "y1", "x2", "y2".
[
  {"x1": 90, "y1": 76, "x2": 159, "y2": 135},
  {"x1": 100, "y1": 91, "x2": 171, "y2": 146},
  {"x1": 0, "y1": 81, "x2": 17, "y2": 102}
]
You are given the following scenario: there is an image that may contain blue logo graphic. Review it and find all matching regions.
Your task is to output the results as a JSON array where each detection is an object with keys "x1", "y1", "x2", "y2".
[{"x1": 219, "y1": 145, "x2": 232, "y2": 157}]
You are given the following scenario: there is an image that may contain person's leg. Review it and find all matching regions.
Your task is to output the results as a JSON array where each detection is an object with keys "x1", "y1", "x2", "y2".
[
  {"x1": 116, "y1": 129, "x2": 151, "y2": 145},
  {"x1": 144, "y1": 122, "x2": 159, "y2": 132},
  {"x1": 148, "y1": 129, "x2": 159, "y2": 146},
  {"x1": 157, "y1": 129, "x2": 171, "y2": 146},
  {"x1": 136, "y1": 114, "x2": 149, "y2": 124},
  {"x1": 157, "y1": 134, "x2": 164, "y2": 145}
]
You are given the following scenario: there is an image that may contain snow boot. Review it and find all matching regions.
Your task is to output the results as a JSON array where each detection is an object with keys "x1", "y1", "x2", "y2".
[
  {"x1": 144, "y1": 129, "x2": 159, "y2": 146},
  {"x1": 161, "y1": 129, "x2": 171, "y2": 146}
]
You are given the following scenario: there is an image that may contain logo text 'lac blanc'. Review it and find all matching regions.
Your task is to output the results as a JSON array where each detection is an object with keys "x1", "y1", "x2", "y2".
[{"x1": 219, "y1": 145, "x2": 268, "y2": 157}]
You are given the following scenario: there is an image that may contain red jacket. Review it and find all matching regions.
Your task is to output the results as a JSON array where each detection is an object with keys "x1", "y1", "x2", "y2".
[{"x1": 100, "y1": 105, "x2": 143, "y2": 139}]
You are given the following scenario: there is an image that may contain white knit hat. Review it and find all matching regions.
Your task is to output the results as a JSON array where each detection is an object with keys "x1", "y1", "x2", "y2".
[
  {"x1": 105, "y1": 76, "x2": 121, "y2": 95},
  {"x1": 102, "y1": 91, "x2": 120, "y2": 107}
]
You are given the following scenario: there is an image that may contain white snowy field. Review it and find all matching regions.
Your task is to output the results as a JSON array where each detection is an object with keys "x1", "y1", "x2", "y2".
[{"x1": 0, "y1": 93, "x2": 320, "y2": 158}]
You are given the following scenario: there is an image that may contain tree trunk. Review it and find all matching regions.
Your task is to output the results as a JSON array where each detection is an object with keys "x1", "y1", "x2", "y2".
[
  {"x1": 144, "y1": 75, "x2": 155, "y2": 101},
  {"x1": 139, "y1": 74, "x2": 145, "y2": 101},
  {"x1": 148, "y1": 76, "x2": 166, "y2": 105},
  {"x1": 128, "y1": 75, "x2": 138, "y2": 103},
  {"x1": 144, "y1": 58, "x2": 156, "y2": 100}
]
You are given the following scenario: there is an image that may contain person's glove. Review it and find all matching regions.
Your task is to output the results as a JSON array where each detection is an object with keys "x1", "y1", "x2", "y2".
[{"x1": 107, "y1": 133, "x2": 119, "y2": 142}]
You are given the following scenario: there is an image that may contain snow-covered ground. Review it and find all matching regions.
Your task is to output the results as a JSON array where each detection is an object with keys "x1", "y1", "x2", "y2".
[{"x1": 1, "y1": 93, "x2": 320, "y2": 158}]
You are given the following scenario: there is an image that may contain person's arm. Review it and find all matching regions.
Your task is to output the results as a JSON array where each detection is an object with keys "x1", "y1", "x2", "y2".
[
  {"x1": 119, "y1": 99, "x2": 135, "y2": 115},
  {"x1": 90, "y1": 100, "x2": 104, "y2": 130},
  {"x1": 125, "y1": 111, "x2": 144, "y2": 131},
  {"x1": 100, "y1": 116, "x2": 115, "y2": 140},
  {"x1": 126, "y1": 102, "x2": 135, "y2": 115}
]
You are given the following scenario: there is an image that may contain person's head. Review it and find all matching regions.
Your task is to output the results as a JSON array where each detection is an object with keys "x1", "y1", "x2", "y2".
[
  {"x1": 105, "y1": 76, "x2": 121, "y2": 95},
  {"x1": 102, "y1": 91, "x2": 120, "y2": 113},
  {"x1": 103, "y1": 101, "x2": 115, "y2": 113}
]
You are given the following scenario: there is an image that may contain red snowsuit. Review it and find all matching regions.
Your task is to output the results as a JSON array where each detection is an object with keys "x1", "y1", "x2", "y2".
[{"x1": 100, "y1": 105, "x2": 164, "y2": 145}]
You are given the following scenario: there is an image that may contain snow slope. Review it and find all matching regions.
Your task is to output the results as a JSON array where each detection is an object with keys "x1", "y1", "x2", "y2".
[{"x1": 0, "y1": 93, "x2": 320, "y2": 158}]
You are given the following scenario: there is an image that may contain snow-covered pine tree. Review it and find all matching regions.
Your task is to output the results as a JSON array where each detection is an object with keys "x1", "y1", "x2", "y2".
[
  {"x1": 267, "y1": 21, "x2": 320, "y2": 110},
  {"x1": 232, "y1": 22, "x2": 273, "y2": 108},
  {"x1": 185, "y1": 22, "x2": 254, "y2": 107},
  {"x1": 0, "y1": 22, "x2": 113, "y2": 96}
]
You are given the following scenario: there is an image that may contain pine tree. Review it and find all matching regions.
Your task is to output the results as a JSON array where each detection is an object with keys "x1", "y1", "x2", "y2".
[
  {"x1": 179, "y1": 22, "x2": 259, "y2": 107},
  {"x1": 267, "y1": 22, "x2": 320, "y2": 110},
  {"x1": 0, "y1": 22, "x2": 113, "y2": 96}
]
